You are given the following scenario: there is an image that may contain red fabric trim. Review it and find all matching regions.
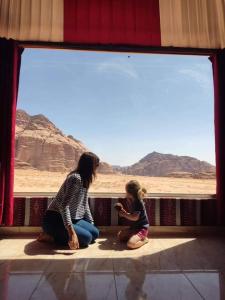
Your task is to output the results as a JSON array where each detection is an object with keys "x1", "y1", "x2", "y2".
[
  {"x1": 64, "y1": 0, "x2": 161, "y2": 46},
  {"x1": 13, "y1": 197, "x2": 26, "y2": 226},
  {"x1": 180, "y1": 200, "x2": 197, "y2": 226},
  {"x1": 160, "y1": 199, "x2": 176, "y2": 226},
  {"x1": 12, "y1": 197, "x2": 216, "y2": 227},
  {"x1": 93, "y1": 198, "x2": 111, "y2": 226},
  {"x1": 210, "y1": 52, "x2": 225, "y2": 225},
  {"x1": 0, "y1": 38, "x2": 22, "y2": 225}
]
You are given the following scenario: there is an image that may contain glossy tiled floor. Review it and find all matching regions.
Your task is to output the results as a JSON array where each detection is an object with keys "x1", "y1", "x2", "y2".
[{"x1": 0, "y1": 234, "x2": 225, "y2": 300}]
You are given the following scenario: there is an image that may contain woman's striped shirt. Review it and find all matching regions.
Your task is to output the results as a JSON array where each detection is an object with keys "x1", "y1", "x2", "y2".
[{"x1": 47, "y1": 173, "x2": 94, "y2": 226}]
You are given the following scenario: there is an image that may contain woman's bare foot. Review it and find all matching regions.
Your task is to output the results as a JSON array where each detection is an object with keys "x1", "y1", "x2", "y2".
[{"x1": 37, "y1": 232, "x2": 54, "y2": 243}]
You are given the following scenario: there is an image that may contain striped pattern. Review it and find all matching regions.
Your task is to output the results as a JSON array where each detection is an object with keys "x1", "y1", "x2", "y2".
[
  {"x1": 0, "y1": 0, "x2": 225, "y2": 49},
  {"x1": 13, "y1": 196, "x2": 217, "y2": 227},
  {"x1": 159, "y1": 0, "x2": 225, "y2": 49},
  {"x1": 48, "y1": 173, "x2": 94, "y2": 226},
  {"x1": 0, "y1": 0, "x2": 63, "y2": 42},
  {"x1": 13, "y1": 197, "x2": 25, "y2": 226}
]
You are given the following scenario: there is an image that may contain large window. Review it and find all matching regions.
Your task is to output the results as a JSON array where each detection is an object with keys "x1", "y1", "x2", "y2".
[{"x1": 15, "y1": 49, "x2": 215, "y2": 194}]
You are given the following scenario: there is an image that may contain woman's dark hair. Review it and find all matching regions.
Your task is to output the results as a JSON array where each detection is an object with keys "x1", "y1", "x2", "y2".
[{"x1": 69, "y1": 152, "x2": 100, "y2": 189}]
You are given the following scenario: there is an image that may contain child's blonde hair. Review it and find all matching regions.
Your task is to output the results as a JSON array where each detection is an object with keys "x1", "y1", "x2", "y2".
[{"x1": 125, "y1": 180, "x2": 147, "y2": 201}]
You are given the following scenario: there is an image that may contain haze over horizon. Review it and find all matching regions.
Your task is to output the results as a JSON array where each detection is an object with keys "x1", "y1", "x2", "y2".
[{"x1": 18, "y1": 49, "x2": 215, "y2": 166}]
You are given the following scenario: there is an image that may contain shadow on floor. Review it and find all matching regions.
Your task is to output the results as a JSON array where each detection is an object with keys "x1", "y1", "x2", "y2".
[
  {"x1": 98, "y1": 237, "x2": 128, "y2": 251},
  {"x1": 24, "y1": 240, "x2": 75, "y2": 256}
]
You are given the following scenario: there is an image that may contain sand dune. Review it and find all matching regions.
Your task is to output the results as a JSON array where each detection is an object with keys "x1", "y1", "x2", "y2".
[{"x1": 14, "y1": 169, "x2": 216, "y2": 194}]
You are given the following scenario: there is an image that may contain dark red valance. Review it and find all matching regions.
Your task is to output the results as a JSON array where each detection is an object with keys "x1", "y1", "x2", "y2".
[{"x1": 64, "y1": 0, "x2": 161, "y2": 45}]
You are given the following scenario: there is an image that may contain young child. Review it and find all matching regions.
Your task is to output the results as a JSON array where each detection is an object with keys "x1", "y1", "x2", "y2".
[{"x1": 115, "y1": 180, "x2": 149, "y2": 249}]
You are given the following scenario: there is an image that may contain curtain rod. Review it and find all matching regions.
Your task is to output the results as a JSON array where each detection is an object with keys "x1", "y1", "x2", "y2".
[{"x1": 19, "y1": 41, "x2": 218, "y2": 56}]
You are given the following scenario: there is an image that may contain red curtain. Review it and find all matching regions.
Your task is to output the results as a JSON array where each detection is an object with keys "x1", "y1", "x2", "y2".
[
  {"x1": 210, "y1": 50, "x2": 225, "y2": 225},
  {"x1": 0, "y1": 38, "x2": 23, "y2": 225},
  {"x1": 64, "y1": 0, "x2": 161, "y2": 46}
]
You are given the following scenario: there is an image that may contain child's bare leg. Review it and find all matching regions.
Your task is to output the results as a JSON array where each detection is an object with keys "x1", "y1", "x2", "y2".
[
  {"x1": 127, "y1": 234, "x2": 149, "y2": 249},
  {"x1": 117, "y1": 229, "x2": 133, "y2": 243}
]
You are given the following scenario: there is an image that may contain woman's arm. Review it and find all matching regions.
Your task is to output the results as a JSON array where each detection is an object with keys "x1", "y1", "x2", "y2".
[
  {"x1": 67, "y1": 224, "x2": 79, "y2": 249},
  {"x1": 58, "y1": 175, "x2": 81, "y2": 249},
  {"x1": 84, "y1": 194, "x2": 94, "y2": 223}
]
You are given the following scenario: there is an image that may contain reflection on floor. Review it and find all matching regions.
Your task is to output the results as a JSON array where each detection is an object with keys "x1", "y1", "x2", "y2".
[{"x1": 0, "y1": 234, "x2": 225, "y2": 299}]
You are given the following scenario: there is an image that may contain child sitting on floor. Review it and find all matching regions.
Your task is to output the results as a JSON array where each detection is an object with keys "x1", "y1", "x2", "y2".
[{"x1": 115, "y1": 180, "x2": 149, "y2": 249}]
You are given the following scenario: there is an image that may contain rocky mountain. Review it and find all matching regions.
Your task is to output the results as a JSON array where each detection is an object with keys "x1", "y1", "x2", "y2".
[
  {"x1": 15, "y1": 110, "x2": 215, "y2": 179},
  {"x1": 15, "y1": 109, "x2": 114, "y2": 174},
  {"x1": 114, "y1": 151, "x2": 215, "y2": 179}
]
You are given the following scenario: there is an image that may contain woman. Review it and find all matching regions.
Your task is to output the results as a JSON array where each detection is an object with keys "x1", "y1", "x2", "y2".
[{"x1": 38, "y1": 152, "x2": 100, "y2": 250}]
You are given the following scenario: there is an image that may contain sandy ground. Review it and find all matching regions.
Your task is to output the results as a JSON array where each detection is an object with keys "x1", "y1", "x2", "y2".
[{"x1": 14, "y1": 169, "x2": 216, "y2": 194}]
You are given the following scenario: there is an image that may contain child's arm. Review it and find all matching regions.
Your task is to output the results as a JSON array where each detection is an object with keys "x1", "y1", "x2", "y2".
[
  {"x1": 119, "y1": 210, "x2": 140, "y2": 221},
  {"x1": 114, "y1": 203, "x2": 127, "y2": 213}
]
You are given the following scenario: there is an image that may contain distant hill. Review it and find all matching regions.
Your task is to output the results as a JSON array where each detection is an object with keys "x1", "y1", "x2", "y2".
[
  {"x1": 15, "y1": 110, "x2": 215, "y2": 179},
  {"x1": 15, "y1": 109, "x2": 114, "y2": 174},
  {"x1": 113, "y1": 151, "x2": 215, "y2": 179}
]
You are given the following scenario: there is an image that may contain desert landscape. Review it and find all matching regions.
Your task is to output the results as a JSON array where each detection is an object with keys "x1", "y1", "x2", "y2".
[
  {"x1": 14, "y1": 110, "x2": 216, "y2": 195},
  {"x1": 14, "y1": 169, "x2": 216, "y2": 194}
]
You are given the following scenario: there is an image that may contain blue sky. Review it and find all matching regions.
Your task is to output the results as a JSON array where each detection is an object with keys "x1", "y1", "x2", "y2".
[{"x1": 18, "y1": 49, "x2": 215, "y2": 166}]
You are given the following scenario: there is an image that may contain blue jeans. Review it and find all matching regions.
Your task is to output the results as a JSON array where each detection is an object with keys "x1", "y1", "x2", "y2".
[{"x1": 43, "y1": 210, "x2": 99, "y2": 247}]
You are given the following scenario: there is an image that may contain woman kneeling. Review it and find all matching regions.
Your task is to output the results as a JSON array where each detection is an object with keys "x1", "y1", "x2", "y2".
[{"x1": 38, "y1": 152, "x2": 100, "y2": 250}]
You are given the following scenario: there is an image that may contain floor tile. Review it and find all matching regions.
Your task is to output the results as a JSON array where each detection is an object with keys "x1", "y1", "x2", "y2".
[
  {"x1": 0, "y1": 272, "x2": 42, "y2": 300},
  {"x1": 47, "y1": 257, "x2": 113, "y2": 273},
  {"x1": 2, "y1": 259, "x2": 50, "y2": 273},
  {"x1": 198, "y1": 238, "x2": 225, "y2": 271},
  {"x1": 113, "y1": 257, "x2": 145, "y2": 272},
  {"x1": 185, "y1": 271, "x2": 225, "y2": 300},
  {"x1": 31, "y1": 272, "x2": 117, "y2": 300},
  {"x1": 115, "y1": 272, "x2": 203, "y2": 300}
]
